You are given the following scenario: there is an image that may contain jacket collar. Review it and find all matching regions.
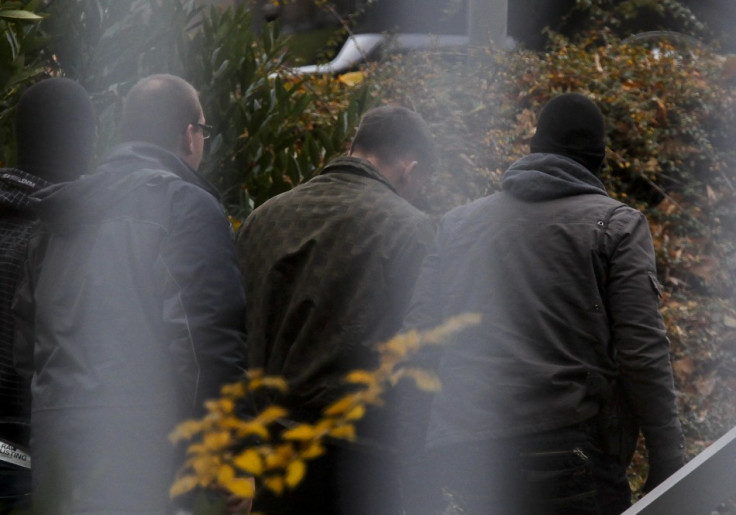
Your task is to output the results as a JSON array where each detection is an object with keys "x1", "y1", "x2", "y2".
[
  {"x1": 0, "y1": 168, "x2": 50, "y2": 211},
  {"x1": 502, "y1": 153, "x2": 608, "y2": 201},
  {"x1": 98, "y1": 142, "x2": 220, "y2": 200},
  {"x1": 30, "y1": 142, "x2": 220, "y2": 230},
  {"x1": 320, "y1": 156, "x2": 398, "y2": 194}
]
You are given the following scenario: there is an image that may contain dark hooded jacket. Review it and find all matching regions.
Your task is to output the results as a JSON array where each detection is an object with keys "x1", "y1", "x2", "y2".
[
  {"x1": 13, "y1": 142, "x2": 247, "y2": 513},
  {"x1": 404, "y1": 153, "x2": 682, "y2": 467},
  {"x1": 0, "y1": 169, "x2": 48, "y2": 494}
]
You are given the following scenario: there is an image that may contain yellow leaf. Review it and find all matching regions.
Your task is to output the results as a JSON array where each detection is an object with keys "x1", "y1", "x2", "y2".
[
  {"x1": 358, "y1": 386, "x2": 383, "y2": 406},
  {"x1": 169, "y1": 419, "x2": 204, "y2": 443},
  {"x1": 246, "y1": 368, "x2": 264, "y2": 380},
  {"x1": 236, "y1": 421, "x2": 269, "y2": 440},
  {"x1": 233, "y1": 449, "x2": 263, "y2": 475},
  {"x1": 397, "y1": 368, "x2": 442, "y2": 392},
  {"x1": 338, "y1": 71, "x2": 364, "y2": 86},
  {"x1": 300, "y1": 441, "x2": 326, "y2": 459},
  {"x1": 250, "y1": 375, "x2": 289, "y2": 392},
  {"x1": 186, "y1": 443, "x2": 206, "y2": 456},
  {"x1": 228, "y1": 216, "x2": 243, "y2": 233},
  {"x1": 377, "y1": 330, "x2": 420, "y2": 356},
  {"x1": 221, "y1": 381, "x2": 246, "y2": 398},
  {"x1": 203, "y1": 431, "x2": 231, "y2": 451},
  {"x1": 282, "y1": 424, "x2": 316, "y2": 441},
  {"x1": 285, "y1": 460, "x2": 307, "y2": 488},
  {"x1": 314, "y1": 418, "x2": 334, "y2": 433},
  {"x1": 344, "y1": 370, "x2": 377, "y2": 386},
  {"x1": 224, "y1": 476, "x2": 255, "y2": 498},
  {"x1": 344, "y1": 404, "x2": 365, "y2": 421},
  {"x1": 218, "y1": 464, "x2": 236, "y2": 484},
  {"x1": 264, "y1": 476, "x2": 285, "y2": 495},
  {"x1": 255, "y1": 406, "x2": 289, "y2": 424},
  {"x1": 328, "y1": 424, "x2": 356, "y2": 441},
  {"x1": 169, "y1": 474, "x2": 199, "y2": 498},
  {"x1": 413, "y1": 313, "x2": 481, "y2": 347},
  {"x1": 265, "y1": 450, "x2": 289, "y2": 470},
  {"x1": 323, "y1": 394, "x2": 358, "y2": 416},
  {"x1": 238, "y1": 424, "x2": 269, "y2": 439},
  {"x1": 206, "y1": 398, "x2": 234, "y2": 415},
  {"x1": 260, "y1": 376, "x2": 289, "y2": 392},
  {"x1": 217, "y1": 464, "x2": 255, "y2": 498},
  {"x1": 220, "y1": 415, "x2": 242, "y2": 430},
  {"x1": 221, "y1": 398, "x2": 235, "y2": 414},
  {"x1": 191, "y1": 455, "x2": 220, "y2": 482}
]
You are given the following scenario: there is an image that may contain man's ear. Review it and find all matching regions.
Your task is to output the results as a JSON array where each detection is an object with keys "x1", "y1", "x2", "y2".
[
  {"x1": 179, "y1": 124, "x2": 194, "y2": 157},
  {"x1": 399, "y1": 160, "x2": 419, "y2": 187}
]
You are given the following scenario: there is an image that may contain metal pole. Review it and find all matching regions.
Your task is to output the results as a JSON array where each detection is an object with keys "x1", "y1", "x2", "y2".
[{"x1": 622, "y1": 425, "x2": 736, "y2": 515}]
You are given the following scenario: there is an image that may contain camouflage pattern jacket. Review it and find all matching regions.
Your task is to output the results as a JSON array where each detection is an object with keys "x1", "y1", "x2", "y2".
[{"x1": 238, "y1": 156, "x2": 435, "y2": 437}]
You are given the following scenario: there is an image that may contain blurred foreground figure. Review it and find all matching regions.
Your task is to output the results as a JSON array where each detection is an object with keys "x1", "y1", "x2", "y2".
[
  {"x1": 13, "y1": 74, "x2": 247, "y2": 513},
  {"x1": 238, "y1": 105, "x2": 436, "y2": 515},
  {"x1": 0, "y1": 78, "x2": 95, "y2": 512},
  {"x1": 403, "y1": 93, "x2": 684, "y2": 515}
]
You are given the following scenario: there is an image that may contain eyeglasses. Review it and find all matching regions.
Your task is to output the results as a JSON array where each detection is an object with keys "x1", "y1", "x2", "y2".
[{"x1": 192, "y1": 122, "x2": 213, "y2": 140}]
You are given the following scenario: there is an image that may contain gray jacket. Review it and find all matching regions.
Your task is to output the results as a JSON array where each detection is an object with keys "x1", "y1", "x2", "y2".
[
  {"x1": 405, "y1": 153, "x2": 682, "y2": 466},
  {"x1": 13, "y1": 142, "x2": 247, "y2": 512}
]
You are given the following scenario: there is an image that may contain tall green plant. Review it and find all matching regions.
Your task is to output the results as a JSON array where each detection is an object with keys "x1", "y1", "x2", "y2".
[
  {"x1": 187, "y1": 4, "x2": 374, "y2": 217},
  {"x1": 41, "y1": 0, "x2": 202, "y2": 160},
  {"x1": 0, "y1": 0, "x2": 50, "y2": 167},
  {"x1": 32, "y1": 1, "x2": 374, "y2": 217}
]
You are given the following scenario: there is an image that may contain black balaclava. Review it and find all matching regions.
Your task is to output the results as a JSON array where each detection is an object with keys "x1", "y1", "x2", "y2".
[
  {"x1": 15, "y1": 77, "x2": 95, "y2": 183},
  {"x1": 530, "y1": 93, "x2": 606, "y2": 174}
]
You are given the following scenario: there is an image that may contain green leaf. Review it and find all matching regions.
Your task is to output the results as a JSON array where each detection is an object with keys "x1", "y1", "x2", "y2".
[{"x1": 0, "y1": 10, "x2": 44, "y2": 22}]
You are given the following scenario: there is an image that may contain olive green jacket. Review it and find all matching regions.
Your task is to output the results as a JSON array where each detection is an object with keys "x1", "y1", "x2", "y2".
[{"x1": 238, "y1": 156, "x2": 435, "y2": 428}]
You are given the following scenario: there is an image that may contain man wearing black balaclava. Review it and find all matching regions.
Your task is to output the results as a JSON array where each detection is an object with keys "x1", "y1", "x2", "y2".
[
  {"x1": 13, "y1": 74, "x2": 248, "y2": 513},
  {"x1": 401, "y1": 93, "x2": 684, "y2": 514},
  {"x1": 0, "y1": 77, "x2": 95, "y2": 512}
]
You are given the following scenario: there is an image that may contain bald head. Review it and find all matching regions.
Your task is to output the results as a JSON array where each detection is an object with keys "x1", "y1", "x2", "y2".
[{"x1": 120, "y1": 74, "x2": 202, "y2": 153}]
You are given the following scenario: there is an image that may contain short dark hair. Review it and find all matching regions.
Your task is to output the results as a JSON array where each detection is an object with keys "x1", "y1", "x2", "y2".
[
  {"x1": 120, "y1": 74, "x2": 201, "y2": 151},
  {"x1": 350, "y1": 105, "x2": 436, "y2": 172}
]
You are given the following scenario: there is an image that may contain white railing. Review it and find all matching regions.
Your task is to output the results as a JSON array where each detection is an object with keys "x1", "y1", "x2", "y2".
[{"x1": 623, "y1": 425, "x2": 736, "y2": 514}]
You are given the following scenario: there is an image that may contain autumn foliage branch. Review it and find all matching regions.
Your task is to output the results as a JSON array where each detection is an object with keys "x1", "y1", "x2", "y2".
[{"x1": 168, "y1": 313, "x2": 481, "y2": 504}]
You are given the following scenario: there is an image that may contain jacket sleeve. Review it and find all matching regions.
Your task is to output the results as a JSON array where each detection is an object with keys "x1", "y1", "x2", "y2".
[
  {"x1": 394, "y1": 217, "x2": 448, "y2": 459},
  {"x1": 389, "y1": 216, "x2": 437, "y2": 329},
  {"x1": 12, "y1": 233, "x2": 41, "y2": 382},
  {"x1": 158, "y1": 185, "x2": 247, "y2": 417},
  {"x1": 401, "y1": 218, "x2": 448, "y2": 333},
  {"x1": 604, "y1": 206, "x2": 684, "y2": 487}
]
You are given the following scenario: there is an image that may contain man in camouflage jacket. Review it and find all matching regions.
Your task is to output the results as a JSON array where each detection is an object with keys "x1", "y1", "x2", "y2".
[{"x1": 238, "y1": 105, "x2": 436, "y2": 515}]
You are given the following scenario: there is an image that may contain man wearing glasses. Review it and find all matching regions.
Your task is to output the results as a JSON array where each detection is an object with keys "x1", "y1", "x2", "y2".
[{"x1": 14, "y1": 74, "x2": 247, "y2": 513}]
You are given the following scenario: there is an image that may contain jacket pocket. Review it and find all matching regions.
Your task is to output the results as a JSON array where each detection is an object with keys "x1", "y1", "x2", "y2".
[{"x1": 519, "y1": 448, "x2": 600, "y2": 509}]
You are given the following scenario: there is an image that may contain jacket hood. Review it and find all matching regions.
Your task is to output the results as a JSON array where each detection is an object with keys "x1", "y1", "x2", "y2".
[
  {"x1": 30, "y1": 142, "x2": 219, "y2": 230},
  {"x1": 0, "y1": 168, "x2": 50, "y2": 212},
  {"x1": 502, "y1": 153, "x2": 608, "y2": 201}
]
